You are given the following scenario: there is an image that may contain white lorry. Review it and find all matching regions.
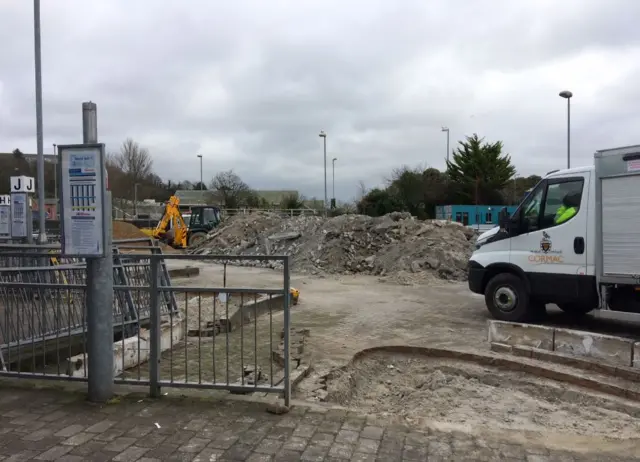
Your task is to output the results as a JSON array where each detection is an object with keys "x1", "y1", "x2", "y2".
[{"x1": 468, "y1": 145, "x2": 640, "y2": 323}]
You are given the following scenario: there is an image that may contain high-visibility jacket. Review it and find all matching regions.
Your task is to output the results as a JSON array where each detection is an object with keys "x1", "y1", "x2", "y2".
[{"x1": 555, "y1": 206, "x2": 577, "y2": 224}]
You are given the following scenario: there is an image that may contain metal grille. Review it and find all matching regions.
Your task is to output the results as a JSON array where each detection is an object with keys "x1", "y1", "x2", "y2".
[{"x1": 0, "y1": 247, "x2": 291, "y2": 405}]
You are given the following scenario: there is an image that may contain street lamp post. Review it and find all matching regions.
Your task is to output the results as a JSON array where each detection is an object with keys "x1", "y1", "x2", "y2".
[
  {"x1": 53, "y1": 143, "x2": 57, "y2": 203},
  {"x1": 559, "y1": 90, "x2": 573, "y2": 169},
  {"x1": 34, "y1": 0, "x2": 46, "y2": 243},
  {"x1": 197, "y1": 154, "x2": 203, "y2": 192},
  {"x1": 332, "y1": 157, "x2": 337, "y2": 204},
  {"x1": 319, "y1": 131, "x2": 328, "y2": 216},
  {"x1": 441, "y1": 127, "x2": 450, "y2": 163}
]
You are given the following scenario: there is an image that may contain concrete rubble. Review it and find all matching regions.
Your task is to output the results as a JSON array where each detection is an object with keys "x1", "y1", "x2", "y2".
[{"x1": 190, "y1": 211, "x2": 477, "y2": 283}]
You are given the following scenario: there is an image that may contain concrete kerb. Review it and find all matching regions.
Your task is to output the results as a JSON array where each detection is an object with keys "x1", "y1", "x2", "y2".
[
  {"x1": 167, "y1": 266, "x2": 200, "y2": 278},
  {"x1": 488, "y1": 320, "x2": 554, "y2": 350},
  {"x1": 488, "y1": 320, "x2": 638, "y2": 368},
  {"x1": 229, "y1": 293, "x2": 285, "y2": 331},
  {"x1": 321, "y1": 344, "x2": 640, "y2": 403},
  {"x1": 554, "y1": 327, "x2": 635, "y2": 367}
]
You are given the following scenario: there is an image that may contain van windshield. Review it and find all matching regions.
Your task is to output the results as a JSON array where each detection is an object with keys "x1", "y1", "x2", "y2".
[{"x1": 512, "y1": 178, "x2": 544, "y2": 218}]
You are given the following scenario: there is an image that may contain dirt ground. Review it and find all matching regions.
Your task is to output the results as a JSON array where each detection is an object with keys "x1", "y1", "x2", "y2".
[
  {"x1": 325, "y1": 353, "x2": 640, "y2": 443},
  {"x1": 161, "y1": 260, "x2": 640, "y2": 456},
  {"x1": 166, "y1": 260, "x2": 640, "y2": 371}
]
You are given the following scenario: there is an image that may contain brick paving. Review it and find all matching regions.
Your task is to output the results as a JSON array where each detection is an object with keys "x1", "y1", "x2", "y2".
[{"x1": 0, "y1": 386, "x2": 635, "y2": 461}]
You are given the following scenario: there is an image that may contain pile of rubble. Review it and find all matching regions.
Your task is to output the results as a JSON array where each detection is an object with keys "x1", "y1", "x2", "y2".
[{"x1": 190, "y1": 211, "x2": 477, "y2": 282}]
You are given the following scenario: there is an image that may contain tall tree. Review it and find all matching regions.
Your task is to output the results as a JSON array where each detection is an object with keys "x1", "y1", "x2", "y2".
[
  {"x1": 387, "y1": 166, "x2": 425, "y2": 217},
  {"x1": 210, "y1": 170, "x2": 251, "y2": 208},
  {"x1": 111, "y1": 138, "x2": 154, "y2": 203},
  {"x1": 357, "y1": 188, "x2": 404, "y2": 217},
  {"x1": 446, "y1": 133, "x2": 516, "y2": 204},
  {"x1": 113, "y1": 139, "x2": 153, "y2": 183}
]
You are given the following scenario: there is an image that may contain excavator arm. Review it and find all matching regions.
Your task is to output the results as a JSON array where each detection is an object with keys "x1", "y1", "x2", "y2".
[{"x1": 153, "y1": 196, "x2": 189, "y2": 248}]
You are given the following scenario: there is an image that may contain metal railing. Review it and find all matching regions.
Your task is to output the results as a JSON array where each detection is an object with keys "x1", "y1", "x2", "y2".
[{"x1": 0, "y1": 248, "x2": 291, "y2": 404}]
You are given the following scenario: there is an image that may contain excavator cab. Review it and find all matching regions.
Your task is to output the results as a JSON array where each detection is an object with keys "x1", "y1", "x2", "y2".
[
  {"x1": 153, "y1": 196, "x2": 221, "y2": 249},
  {"x1": 186, "y1": 206, "x2": 221, "y2": 247}
]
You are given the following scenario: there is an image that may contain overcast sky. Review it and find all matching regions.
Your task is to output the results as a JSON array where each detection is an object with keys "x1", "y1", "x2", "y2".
[{"x1": 1, "y1": 1, "x2": 639, "y2": 201}]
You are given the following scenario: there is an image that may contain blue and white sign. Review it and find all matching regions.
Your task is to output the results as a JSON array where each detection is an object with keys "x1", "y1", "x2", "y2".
[{"x1": 58, "y1": 144, "x2": 106, "y2": 257}]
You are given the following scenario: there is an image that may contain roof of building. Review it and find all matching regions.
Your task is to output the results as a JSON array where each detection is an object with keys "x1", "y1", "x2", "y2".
[
  {"x1": 174, "y1": 189, "x2": 219, "y2": 205},
  {"x1": 0, "y1": 152, "x2": 57, "y2": 163}
]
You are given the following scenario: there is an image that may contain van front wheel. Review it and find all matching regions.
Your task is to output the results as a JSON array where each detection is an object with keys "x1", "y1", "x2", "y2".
[{"x1": 485, "y1": 273, "x2": 536, "y2": 323}]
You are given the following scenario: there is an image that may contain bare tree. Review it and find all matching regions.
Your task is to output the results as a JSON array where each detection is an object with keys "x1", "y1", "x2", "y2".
[
  {"x1": 210, "y1": 170, "x2": 251, "y2": 208},
  {"x1": 113, "y1": 138, "x2": 153, "y2": 184},
  {"x1": 356, "y1": 180, "x2": 367, "y2": 201}
]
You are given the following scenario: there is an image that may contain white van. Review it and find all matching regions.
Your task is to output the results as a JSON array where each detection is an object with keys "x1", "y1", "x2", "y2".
[{"x1": 468, "y1": 145, "x2": 640, "y2": 322}]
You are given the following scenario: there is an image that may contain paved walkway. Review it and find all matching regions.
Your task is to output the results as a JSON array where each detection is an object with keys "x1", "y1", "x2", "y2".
[{"x1": 0, "y1": 385, "x2": 634, "y2": 461}]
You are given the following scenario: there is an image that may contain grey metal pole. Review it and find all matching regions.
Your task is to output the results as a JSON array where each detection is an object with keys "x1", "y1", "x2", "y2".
[
  {"x1": 53, "y1": 143, "x2": 57, "y2": 204},
  {"x1": 559, "y1": 90, "x2": 573, "y2": 169},
  {"x1": 446, "y1": 131, "x2": 450, "y2": 163},
  {"x1": 282, "y1": 255, "x2": 291, "y2": 407},
  {"x1": 134, "y1": 183, "x2": 138, "y2": 217},
  {"x1": 323, "y1": 137, "x2": 327, "y2": 215},
  {"x1": 82, "y1": 101, "x2": 114, "y2": 403},
  {"x1": 332, "y1": 158, "x2": 336, "y2": 199},
  {"x1": 567, "y1": 98, "x2": 571, "y2": 169},
  {"x1": 200, "y1": 157, "x2": 203, "y2": 190},
  {"x1": 34, "y1": 0, "x2": 46, "y2": 244}
]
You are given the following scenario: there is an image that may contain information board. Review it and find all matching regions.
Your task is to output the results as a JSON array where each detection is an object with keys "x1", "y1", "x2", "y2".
[
  {"x1": 10, "y1": 193, "x2": 28, "y2": 238},
  {"x1": 0, "y1": 195, "x2": 10, "y2": 237},
  {"x1": 58, "y1": 144, "x2": 107, "y2": 257}
]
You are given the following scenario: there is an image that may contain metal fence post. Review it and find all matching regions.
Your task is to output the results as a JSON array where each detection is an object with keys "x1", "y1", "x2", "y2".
[
  {"x1": 283, "y1": 256, "x2": 291, "y2": 407},
  {"x1": 149, "y1": 255, "x2": 161, "y2": 397},
  {"x1": 83, "y1": 102, "x2": 114, "y2": 402}
]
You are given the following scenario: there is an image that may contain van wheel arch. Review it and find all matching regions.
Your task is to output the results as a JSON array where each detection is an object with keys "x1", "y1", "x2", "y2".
[{"x1": 482, "y1": 263, "x2": 531, "y2": 294}]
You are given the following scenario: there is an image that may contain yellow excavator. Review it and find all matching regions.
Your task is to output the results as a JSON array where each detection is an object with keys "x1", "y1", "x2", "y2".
[
  {"x1": 148, "y1": 196, "x2": 301, "y2": 303},
  {"x1": 150, "y1": 196, "x2": 221, "y2": 249}
]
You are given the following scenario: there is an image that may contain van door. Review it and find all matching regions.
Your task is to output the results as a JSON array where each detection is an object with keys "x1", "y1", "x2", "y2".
[{"x1": 508, "y1": 172, "x2": 590, "y2": 303}]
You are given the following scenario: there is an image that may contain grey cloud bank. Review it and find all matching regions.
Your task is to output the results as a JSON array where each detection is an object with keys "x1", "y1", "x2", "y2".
[{"x1": 1, "y1": 0, "x2": 640, "y2": 201}]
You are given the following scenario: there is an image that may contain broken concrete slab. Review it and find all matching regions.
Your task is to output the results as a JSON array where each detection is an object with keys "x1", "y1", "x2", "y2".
[
  {"x1": 268, "y1": 231, "x2": 302, "y2": 242},
  {"x1": 65, "y1": 317, "x2": 184, "y2": 378},
  {"x1": 487, "y1": 320, "x2": 554, "y2": 351},
  {"x1": 554, "y1": 328, "x2": 634, "y2": 367},
  {"x1": 634, "y1": 342, "x2": 640, "y2": 369}
]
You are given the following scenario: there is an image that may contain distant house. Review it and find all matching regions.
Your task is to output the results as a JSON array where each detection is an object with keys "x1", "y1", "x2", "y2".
[
  {"x1": 31, "y1": 198, "x2": 59, "y2": 219},
  {"x1": 435, "y1": 204, "x2": 518, "y2": 227}
]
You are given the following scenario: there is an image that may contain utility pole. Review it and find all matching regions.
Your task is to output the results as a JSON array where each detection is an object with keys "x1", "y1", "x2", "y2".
[
  {"x1": 197, "y1": 154, "x2": 203, "y2": 191},
  {"x1": 319, "y1": 131, "x2": 327, "y2": 216},
  {"x1": 33, "y1": 0, "x2": 46, "y2": 243}
]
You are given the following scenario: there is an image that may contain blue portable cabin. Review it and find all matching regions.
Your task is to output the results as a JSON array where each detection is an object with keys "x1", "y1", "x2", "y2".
[{"x1": 435, "y1": 204, "x2": 518, "y2": 227}]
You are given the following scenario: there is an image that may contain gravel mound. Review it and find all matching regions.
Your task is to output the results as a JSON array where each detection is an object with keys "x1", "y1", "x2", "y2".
[{"x1": 189, "y1": 211, "x2": 477, "y2": 283}]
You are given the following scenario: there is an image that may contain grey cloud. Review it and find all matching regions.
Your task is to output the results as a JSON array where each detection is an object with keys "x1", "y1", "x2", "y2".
[{"x1": 1, "y1": 0, "x2": 640, "y2": 202}]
